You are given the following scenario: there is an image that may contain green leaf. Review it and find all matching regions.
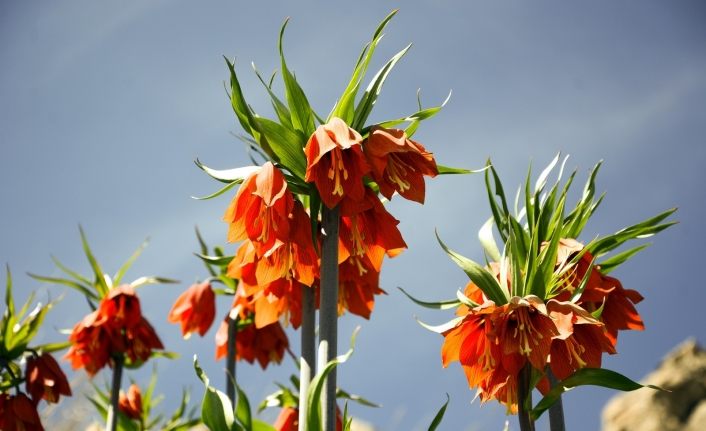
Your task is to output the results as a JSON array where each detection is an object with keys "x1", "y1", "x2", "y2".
[
  {"x1": 251, "y1": 63, "x2": 293, "y2": 129},
  {"x1": 370, "y1": 90, "x2": 452, "y2": 133},
  {"x1": 435, "y1": 230, "x2": 508, "y2": 305},
  {"x1": 531, "y1": 368, "x2": 662, "y2": 420},
  {"x1": 252, "y1": 420, "x2": 277, "y2": 431},
  {"x1": 416, "y1": 316, "x2": 464, "y2": 334},
  {"x1": 436, "y1": 164, "x2": 479, "y2": 175},
  {"x1": 192, "y1": 180, "x2": 241, "y2": 201},
  {"x1": 50, "y1": 255, "x2": 92, "y2": 286},
  {"x1": 114, "y1": 238, "x2": 149, "y2": 285},
  {"x1": 194, "y1": 356, "x2": 235, "y2": 431},
  {"x1": 428, "y1": 394, "x2": 450, "y2": 431},
  {"x1": 79, "y1": 226, "x2": 110, "y2": 297},
  {"x1": 586, "y1": 208, "x2": 677, "y2": 258},
  {"x1": 32, "y1": 340, "x2": 71, "y2": 353},
  {"x1": 235, "y1": 383, "x2": 252, "y2": 430},
  {"x1": 278, "y1": 19, "x2": 315, "y2": 136},
  {"x1": 4, "y1": 265, "x2": 14, "y2": 318},
  {"x1": 397, "y1": 287, "x2": 460, "y2": 310},
  {"x1": 195, "y1": 159, "x2": 261, "y2": 184},
  {"x1": 352, "y1": 44, "x2": 412, "y2": 130},
  {"x1": 254, "y1": 117, "x2": 307, "y2": 179},
  {"x1": 195, "y1": 253, "x2": 235, "y2": 268},
  {"x1": 479, "y1": 217, "x2": 502, "y2": 262},
  {"x1": 597, "y1": 244, "x2": 650, "y2": 274},
  {"x1": 27, "y1": 273, "x2": 98, "y2": 300},
  {"x1": 335, "y1": 389, "x2": 380, "y2": 408},
  {"x1": 129, "y1": 276, "x2": 179, "y2": 289},
  {"x1": 306, "y1": 328, "x2": 360, "y2": 431},
  {"x1": 332, "y1": 10, "x2": 398, "y2": 123}
]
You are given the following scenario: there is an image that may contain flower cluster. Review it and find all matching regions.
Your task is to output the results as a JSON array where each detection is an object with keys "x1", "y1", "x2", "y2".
[
  {"x1": 422, "y1": 156, "x2": 675, "y2": 417},
  {"x1": 66, "y1": 285, "x2": 163, "y2": 376},
  {"x1": 441, "y1": 240, "x2": 633, "y2": 411}
]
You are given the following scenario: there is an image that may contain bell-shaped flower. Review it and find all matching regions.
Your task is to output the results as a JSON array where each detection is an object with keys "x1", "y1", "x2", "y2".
[
  {"x1": 224, "y1": 162, "x2": 294, "y2": 255},
  {"x1": 25, "y1": 353, "x2": 72, "y2": 404},
  {"x1": 118, "y1": 384, "x2": 143, "y2": 420},
  {"x1": 215, "y1": 318, "x2": 289, "y2": 369},
  {"x1": 168, "y1": 281, "x2": 216, "y2": 338},
  {"x1": 304, "y1": 117, "x2": 370, "y2": 209},
  {"x1": 363, "y1": 126, "x2": 438, "y2": 203},
  {"x1": 0, "y1": 393, "x2": 44, "y2": 431}
]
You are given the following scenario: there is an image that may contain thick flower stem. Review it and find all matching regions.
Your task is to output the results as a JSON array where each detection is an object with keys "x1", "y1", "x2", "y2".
[
  {"x1": 106, "y1": 355, "x2": 125, "y2": 431},
  {"x1": 298, "y1": 285, "x2": 317, "y2": 431},
  {"x1": 226, "y1": 315, "x2": 238, "y2": 408},
  {"x1": 547, "y1": 368, "x2": 566, "y2": 431},
  {"x1": 517, "y1": 364, "x2": 536, "y2": 431},
  {"x1": 318, "y1": 205, "x2": 340, "y2": 431}
]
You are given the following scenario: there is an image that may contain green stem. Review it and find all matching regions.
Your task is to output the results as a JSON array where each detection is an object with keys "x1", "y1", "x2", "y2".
[
  {"x1": 318, "y1": 205, "x2": 339, "y2": 431},
  {"x1": 547, "y1": 368, "x2": 566, "y2": 431},
  {"x1": 298, "y1": 285, "x2": 316, "y2": 431},
  {"x1": 226, "y1": 315, "x2": 238, "y2": 409},
  {"x1": 106, "y1": 355, "x2": 125, "y2": 431},
  {"x1": 517, "y1": 363, "x2": 536, "y2": 431}
]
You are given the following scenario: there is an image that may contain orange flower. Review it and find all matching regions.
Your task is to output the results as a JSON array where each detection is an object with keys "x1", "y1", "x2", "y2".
[
  {"x1": 224, "y1": 162, "x2": 294, "y2": 255},
  {"x1": 337, "y1": 255, "x2": 385, "y2": 319},
  {"x1": 273, "y1": 406, "x2": 342, "y2": 431},
  {"x1": 554, "y1": 239, "x2": 645, "y2": 345},
  {"x1": 65, "y1": 313, "x2": 115, "y2": 376},
  {"x1": 124, "y1": 317, "x2": 164, "y2": 364},
  {"x1": 96, "y1": 285, "x2": 143, "y2": 329},
  {"x1": 305, "y1": 117, "x2": 370, "y2": 209},
  {"x1": 363, "y1": 126, "x2": 438, "y2": 203},
  {"x1": 168, "y1": 281, "x2": 216, "y2": 338},
  {"x1": 338, "y1": 188, "x2": 407, "y2": 270},
  {"x1": 118, "y1": 384, "x2": 143, "y2": 420},
  {"x1": 215, "y1": 319, "x2": 289, "y2": 369},
  {"x1": 65, "y1": 286, "x2": 163, "y2": 375},
  {"x1": 0, "y1": 393, "x2": 44, "y2": 431},
  {"x1": 25, "y1": 353, "x2": 72, "y2": 404},
  {"x1": 546, "y1": 300, "x2": 615, "y2": 380},
  {"x1": 442, "y1": 294, "x2": 558, "y2": 412}
]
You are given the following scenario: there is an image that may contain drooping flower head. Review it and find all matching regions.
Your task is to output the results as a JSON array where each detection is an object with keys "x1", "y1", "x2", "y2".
[
  {"x1": 168, "y1": 281, "x2": 216, "y2": 338},
  {"x1": 364, "y1": 126, "x2": 438, "y2": 203},
  {"x1": 273, "y1": 406, "x2": 343, "y2": 431},
  {"x1": 65, "y1": 285, "x2": 163, "y2": 375},
  {"x1": 118, "y1": 384, "x2": 143, "y2": 420},
  {"x1": 25, "y1": 353, "x2": 72, "y2": 404},
  {"x1": 215, "y1": 317, "x2": 289, "y2": 369},
  {"x1": 305, "y1": 117, "x2": 370, "y2": 209},
  {"x1": 0, "y1": 393, "x2": 44, "y2": 431},
  {"x1": 224, "y1": 162, "x2": 294, "y2": 255}
]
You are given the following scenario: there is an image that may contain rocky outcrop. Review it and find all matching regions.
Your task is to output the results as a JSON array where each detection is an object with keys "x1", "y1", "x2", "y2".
[{"x1": 602, "y1": 339, "x2": 706, "y2": 431}]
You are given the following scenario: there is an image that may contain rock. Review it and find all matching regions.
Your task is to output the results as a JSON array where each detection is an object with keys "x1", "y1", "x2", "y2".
[{"x1": 602, "y1": 339, "x2": 706, "y2": 431}]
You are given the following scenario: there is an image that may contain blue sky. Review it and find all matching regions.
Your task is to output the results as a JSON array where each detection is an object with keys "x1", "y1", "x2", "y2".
[{"x1": 1, "y1": 1, "x2": 705, "y2": 430}]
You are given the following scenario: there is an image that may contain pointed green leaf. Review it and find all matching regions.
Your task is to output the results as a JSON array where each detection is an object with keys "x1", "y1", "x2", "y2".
[
  {"x1": 597, "y1": 244, "x2": 650, "y2": 274},
  {"x1": 251, "y1": 63, "x2": 293, "y2": 128},
  {"x1": 79, "y1": 226, "x2": 109, "y2": 297},
  {"x1": 416, "y1": 316, "x2": 464, "y2": 334},
  {"x1": 192, "y1": 180, "x2": 241, "y2": 201},
  {"x1": 332, "y1": 10, "x2": 398, "y2": 123},
  {"x1": 235, "y1": 383, "x2": 252, "y2": 430},
  {"x1": 129, "y1": 276, "x2": 179, "y2": 288},
  {"x1": 195, "y1": 160, "x2": 260, "y2": 184},
  {"x1": 114, "y1": 238, "x2": 149, "y2": 285},
  {"x1": 479, "y1": 217, "x2": 502, "y2": 262},
  {"x1": 397, "y1": 287, "x2": 460, "y2": 310},
  {"x1": 436, "y1": 230, "x2": 508, "y2": 305},
  {"x1": 27, "y1": 273, "x2": 98, "y2": 300},
  {"x1": 278, "y1": 19, "x2": 315, "y2": 136},
  {"x1": 352, "y1": 44, "x2": 412, "y2": 130},
  {"x1": 254, "y1": 117, "x2": 307, "y2": 179},
  {"x1": 428, "y1": 394, "x2": 450, "y2": 431},
  {"x1": 194, "y1": 356, "x2": 235, "y2": 431},
  {"x1": 531, "y1": 368, "x2": 662, "y2": 420}
]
